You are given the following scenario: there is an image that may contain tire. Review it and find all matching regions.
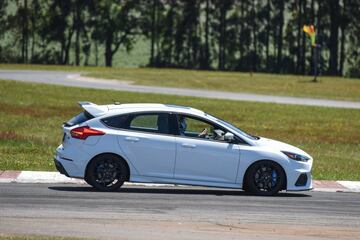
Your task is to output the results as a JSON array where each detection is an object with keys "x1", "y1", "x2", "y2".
[
  {"x1": 245, "y1": 160, "x2": 285, "y2": 196},
  {"x1": 84, "y1": 176, "x2": 94, "y2": 187},
  {"x1": 86, "y1": 154, "x2": 128, "y2": 191}
]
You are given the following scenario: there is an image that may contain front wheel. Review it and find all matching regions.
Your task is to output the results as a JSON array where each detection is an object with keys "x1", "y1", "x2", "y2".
[
  {"x1": 245, "y1": 160, "x2": 285, "y2": 196},
  {"x1": 86, "y1": 154, "x2": 128, "y2": 191}
]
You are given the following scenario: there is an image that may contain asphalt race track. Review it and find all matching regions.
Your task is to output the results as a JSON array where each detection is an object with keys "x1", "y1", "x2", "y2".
[{"x1": 0, "y1": 183, "x2": 359, "y2": 240}]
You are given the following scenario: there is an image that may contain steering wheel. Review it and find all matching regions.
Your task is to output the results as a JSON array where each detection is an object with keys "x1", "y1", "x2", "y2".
[{"x1": 198, "y1": 128, "x2": 208, "y2": 138}]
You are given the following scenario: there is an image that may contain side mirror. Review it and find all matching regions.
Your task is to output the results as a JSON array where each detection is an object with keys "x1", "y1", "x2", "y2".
[{"x1": 224, "y1": 132, "x2": 234, "y2": 142}]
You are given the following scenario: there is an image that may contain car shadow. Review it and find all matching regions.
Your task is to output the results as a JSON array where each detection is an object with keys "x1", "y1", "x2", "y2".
[{"x1": 48, "y1": 185, "x2": 311, "y2": 197}]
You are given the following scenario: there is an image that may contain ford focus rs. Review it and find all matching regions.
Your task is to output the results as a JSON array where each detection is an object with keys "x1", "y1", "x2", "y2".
[{"x1": 54, "y1": 102, "x2": 313, "y2": 196}]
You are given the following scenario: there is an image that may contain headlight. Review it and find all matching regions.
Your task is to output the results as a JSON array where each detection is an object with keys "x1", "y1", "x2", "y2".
[{"x1": 281, "y1": 151, "x2": 310, "y2": 162}]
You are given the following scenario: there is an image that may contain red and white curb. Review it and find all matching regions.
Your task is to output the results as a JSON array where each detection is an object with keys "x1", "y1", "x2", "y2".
[
  {"x1": 0, "y1": 170, "x2": 359, "y2": 192},
  {"x1": 0, "y1": 171, "x2": 174, "y2": 187}
]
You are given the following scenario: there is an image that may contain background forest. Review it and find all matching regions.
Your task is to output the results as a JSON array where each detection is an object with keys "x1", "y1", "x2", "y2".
[{"x1": 0, "y1": 0, "x2": 359, "y2": 77}]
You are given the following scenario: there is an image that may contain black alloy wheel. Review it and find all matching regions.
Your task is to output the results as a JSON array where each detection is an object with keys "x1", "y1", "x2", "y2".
[
  {"x1": 245, "y1": 160, "x2": 285, "y2": 196},
  {"x1": 86, "y1": 154, "x2": 128, "y2": 191}
]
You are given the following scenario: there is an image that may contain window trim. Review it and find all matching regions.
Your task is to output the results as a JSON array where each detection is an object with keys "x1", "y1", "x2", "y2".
[
  {"x1": 174, "y1": 113, "x2": 250, "y2": 145},
  {"x1": 101, "y1": 111, "x2": 177, "y2": 136},
  {"x1": 100, "y1": 110, "x2": 251, "y2": 145}
]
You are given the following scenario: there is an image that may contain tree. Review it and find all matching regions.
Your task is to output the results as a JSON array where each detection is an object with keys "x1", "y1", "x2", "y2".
[
  {"x1": 0, "y1": 0, "x2": 8, "y2": 61},
  {"x1": 29, "y1": 0, "x2": 40, "y2": 62},
  {"x1": 275, "y1": 0, "x2": 285, "y2": 73},
  {"x1": 1, "y1": 0, "x2": 360, "y2": 76},
  {"x1": 91, "y1": 0, "x2": 140, "y2": 67},
  {"x1": 345, "y1": 0, "x2": 360, "y2": 77},
  {"x1": 265, "y1": 0, "x2": 271, "y2": 71},
  {"x1": 39, "y1": 0, "x2": 74, "y2": 64},
  {"x1": 328, "y1": 0, "x2": 340, "y2": 75},
  {"x1": 202, "y1": 0, "x2": 211, "y2": 69}
]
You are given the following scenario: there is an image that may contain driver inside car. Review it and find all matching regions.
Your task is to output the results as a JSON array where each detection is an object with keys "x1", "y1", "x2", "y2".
[{"x1": 178, "y1": 116, "x2": 187, "y2": 136}]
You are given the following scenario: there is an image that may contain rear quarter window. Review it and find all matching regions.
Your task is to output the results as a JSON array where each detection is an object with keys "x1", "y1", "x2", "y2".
[
  {"x1": 101, "y1": 114, "x2": 129, "y2": 129},
  {"x1": 101, "y1": 113, "x2": 171, "y2": 134},
  {"x1": 65, "y1": 111, "x2": 94, "y2": 126}
]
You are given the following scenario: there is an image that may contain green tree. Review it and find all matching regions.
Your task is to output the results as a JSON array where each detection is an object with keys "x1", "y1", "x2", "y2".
[
  {"x1": 91, "y1": 0, "x2": 140, "y2": 67},
  {"x1": 0, "y1": 0, "x2": 8, "y2": 61}
]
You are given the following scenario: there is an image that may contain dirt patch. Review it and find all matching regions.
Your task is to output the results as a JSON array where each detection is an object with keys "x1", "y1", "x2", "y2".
[{"x1": 0, "y1": 130, "x2": 43, "y2": 144}]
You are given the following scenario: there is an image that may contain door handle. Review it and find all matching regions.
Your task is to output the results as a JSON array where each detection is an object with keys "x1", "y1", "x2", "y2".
[
  {"x1": 125, "y1": 136, "x2": 140, "y2": 142},
  {"x1": 182, "y1": 143, "x2": 196, "y2": 148}
]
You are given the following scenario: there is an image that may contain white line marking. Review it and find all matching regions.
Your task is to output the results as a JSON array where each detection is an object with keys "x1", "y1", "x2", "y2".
[{"x1": 337, "y1": 181, "x2": 360, "y2": 192}]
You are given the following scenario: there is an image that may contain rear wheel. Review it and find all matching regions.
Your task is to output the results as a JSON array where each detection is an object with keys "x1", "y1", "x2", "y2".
[
  {"x1": 84, "y1": 176, "x2": 93, "y2": 187},
  {"x1": 245, "y1": 160, "x2": 285, "y2": 196},
  {"x1": 86, "y1": 154, "x2": 128, "y2": 191}
]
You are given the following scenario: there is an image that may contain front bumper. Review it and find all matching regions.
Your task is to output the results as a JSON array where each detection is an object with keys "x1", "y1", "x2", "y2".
[{"x1": 286, "y1": 170, "x2": 313, "y2": 191}]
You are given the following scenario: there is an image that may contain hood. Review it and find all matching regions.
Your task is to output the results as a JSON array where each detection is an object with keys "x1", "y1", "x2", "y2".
[{"x1": 255, "y1": 137, "x2": 310, "y2": 157}]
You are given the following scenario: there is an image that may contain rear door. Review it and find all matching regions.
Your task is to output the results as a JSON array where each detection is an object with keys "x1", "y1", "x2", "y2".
[{"x1": 108, "y1": 112, "x2": 176, "y2": 178}]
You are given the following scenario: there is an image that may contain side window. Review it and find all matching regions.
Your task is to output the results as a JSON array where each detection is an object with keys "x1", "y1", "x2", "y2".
[
  {"x1": 101, "y1": 114, "x2": 129, "y2": 129},
  {"x1": 177, "y1": 115, "x2": 226, "y2": 141},
  {"x1": 129, "y1": 113, "x2": 170, "y2": 134},
  {"x1": 130, "y1": 114, "x2": 158, "y2": 130}
]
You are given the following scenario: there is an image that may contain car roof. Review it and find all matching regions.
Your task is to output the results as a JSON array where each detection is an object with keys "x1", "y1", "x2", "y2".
[{"x1": 79, "y1": 102, "x2": 205, "y2": 117}]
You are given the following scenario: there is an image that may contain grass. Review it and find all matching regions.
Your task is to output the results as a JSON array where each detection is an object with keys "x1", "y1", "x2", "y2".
[
  {"x1": 0, "y1": 79, "x2": 359, "y2": 181},
  {"x1": 1, "y1": 64, "x2": 360, "y2": 102}
]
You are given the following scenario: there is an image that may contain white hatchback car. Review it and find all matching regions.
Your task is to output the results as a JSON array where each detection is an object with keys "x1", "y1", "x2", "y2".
[{"x1": 55, "y1": 102, "x2": 313, "y2": 195}]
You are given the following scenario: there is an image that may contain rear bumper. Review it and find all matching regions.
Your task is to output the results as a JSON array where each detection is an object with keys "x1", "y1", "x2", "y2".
[
  {"x1": 54, "y1": 145, "x2": 84, "y2": 178},
  {"x1": 54, "y1": 159, "x2": 70, "y2": 177}
]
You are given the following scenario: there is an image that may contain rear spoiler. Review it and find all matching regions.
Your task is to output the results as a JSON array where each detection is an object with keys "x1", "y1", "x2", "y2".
[{"x1": 78, "y1": 101, "x2": 108, "y2": 117}]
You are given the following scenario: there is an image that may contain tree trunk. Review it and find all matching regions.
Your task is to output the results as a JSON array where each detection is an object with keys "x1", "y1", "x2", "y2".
[
  {"x1": 239, "y1": 1, "x2": 244, "y2": 70},
  {"x1": 317, "y1": 1, "x2": 323, "y2": 75},
  {"x1": 204, "y1": 0, "x2": 210, "y2": 69},
  {"x1": 265, "y1": 0, "x2": 271, "y2": 71},
  {"x1": 296, "y1": 0, "x2": 302, "y2": 73},
  {"x1": 60, "y1": 39, "x2": 65, "y2": 64},
  {"x1": 310, "y1": 0, "x2": 315, "y2": 74},
  {"x1": 63, "y1": 28, "x2": 73, "y2": 65},
  {"x1": 167, "y1": 2, "x2": 175, "y2": 66},
  {"x1": 276, "y1": 1, "x2": 284, "y2": 73},
  {"x1": 105, "y1": 32, "x2": 113, "y2": 67},
  {"x1": 150, "y1": 0, "x2": 157, "y2": 67},
  {"x1": 339, "y1": 18, "x2": 346, "y2": 76},
  {"x1": 329, "y1": 0, "x2": 339, "y2": 75},
  {"x1": 95, "y1": 41, "x2": 99, "y2": 66},
  {"x1": 252, "y1": 0, "x2": 257, "y2": 72},
  {"x1": 218, "y1": 2, "x2": 226, "y2": 70},
  {"x1": 30, "y1": 1, "x2": 36, "y2": 62},
  {"x1": 301, "y1": 0, "x2": 307, "y2": 74},
  {"x1": 21, "y1": 0, "x2": 29, "y2": 63},
  {"x1": 74, "y1": 1, "x2": 81, "y2": 66}
]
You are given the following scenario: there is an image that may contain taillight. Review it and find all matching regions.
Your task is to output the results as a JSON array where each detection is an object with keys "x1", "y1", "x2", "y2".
[{"x1": 70, "y1": 126, "x2": 105, "y2": 140}]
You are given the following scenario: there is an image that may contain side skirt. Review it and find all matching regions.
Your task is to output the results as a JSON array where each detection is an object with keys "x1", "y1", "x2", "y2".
[{"x1": 129, "y1": 175, "x2": 243, "y2": 189}]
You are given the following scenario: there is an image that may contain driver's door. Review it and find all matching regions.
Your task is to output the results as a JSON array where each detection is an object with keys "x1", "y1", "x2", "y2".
[{"x1": 174, "y1": 115, "x2": 240, "y2": 183}]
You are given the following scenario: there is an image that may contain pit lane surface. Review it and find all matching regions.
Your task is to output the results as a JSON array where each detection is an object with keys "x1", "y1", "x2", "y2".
[{"x1": 0, "y1": 183, "x2": 359, "y2": 240}]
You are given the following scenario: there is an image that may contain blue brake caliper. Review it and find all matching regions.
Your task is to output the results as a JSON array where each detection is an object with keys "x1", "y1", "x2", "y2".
[{"x1": 271, "y1": 170, "x2": 278, "y2": 187}]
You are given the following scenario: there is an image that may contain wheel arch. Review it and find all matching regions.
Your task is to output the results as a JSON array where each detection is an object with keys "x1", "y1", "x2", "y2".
[
  {"x1": 242, "y1": 159, "x2": 287, "y2": 191},
  {"x1": 85, "y1": 152, "x2": 131, "y2": 181}
]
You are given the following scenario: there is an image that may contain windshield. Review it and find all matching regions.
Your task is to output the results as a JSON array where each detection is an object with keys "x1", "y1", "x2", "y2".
[{"x1": 206, "y1": 113, "x2": 259, "y2": 140}]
